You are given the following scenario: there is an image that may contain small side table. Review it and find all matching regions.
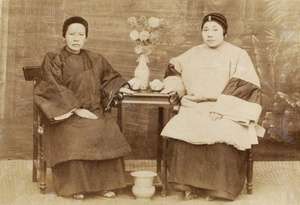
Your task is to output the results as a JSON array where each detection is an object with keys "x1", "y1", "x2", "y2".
[{"x1": 118, "y1": 89, "x2": 176, "y2": 197}]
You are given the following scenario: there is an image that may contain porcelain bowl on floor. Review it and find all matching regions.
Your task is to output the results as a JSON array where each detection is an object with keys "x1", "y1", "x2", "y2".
[{"x1": 130, "y1": 171, "x2": 157, "y2": 200}]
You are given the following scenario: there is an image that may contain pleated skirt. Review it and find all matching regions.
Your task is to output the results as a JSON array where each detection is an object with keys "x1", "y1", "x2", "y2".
[
  {"x1": 166, "y1": 139, "x2": 247, "y2": 200},
  {"x1": 51, "y1": 158, "x2": 126, "y2": 197}
]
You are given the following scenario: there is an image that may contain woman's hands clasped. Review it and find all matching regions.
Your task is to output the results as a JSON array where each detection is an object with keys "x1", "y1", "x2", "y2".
[{"x1": 74, "y1": 108, "x2": 98, "y2": 119}]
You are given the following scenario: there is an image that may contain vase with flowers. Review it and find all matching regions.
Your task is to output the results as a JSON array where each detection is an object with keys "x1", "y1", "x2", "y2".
[{"x1": 127, "y1": 16, "x2": 166, "y2": 90}]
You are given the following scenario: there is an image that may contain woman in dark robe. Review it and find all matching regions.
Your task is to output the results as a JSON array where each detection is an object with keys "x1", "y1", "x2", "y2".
[
  {"x1": 34, "y1": 16, "x2": 132, "y2": 199},
  {"x1": 161, "y1": 13, "x2": 264, "y2": 201}
]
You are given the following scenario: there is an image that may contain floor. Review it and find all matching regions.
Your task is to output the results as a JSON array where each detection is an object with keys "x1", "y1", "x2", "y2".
[
  {"x1": 1, "y1": 117, "x2": 300, "y2": 204},
  {"x1": 0, "y1": 160, "x2": 299, "y2": 205}
]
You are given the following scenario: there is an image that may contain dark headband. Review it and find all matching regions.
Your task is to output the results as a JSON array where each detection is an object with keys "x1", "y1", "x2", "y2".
[
  {"x1": 62, "y1": 16, "x2": 88, "y2": 38},
  {"x1": 201, "y1": 13, "x2": 228, "y2": 35}
]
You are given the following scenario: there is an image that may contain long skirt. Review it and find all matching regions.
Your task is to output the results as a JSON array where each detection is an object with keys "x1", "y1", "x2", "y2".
[
  {"x1": 166, "y1": 139, "x2": 247, "y2": 200},
  {"x1": 51, "y1": 158, "x2": 126, "y2": 197}
]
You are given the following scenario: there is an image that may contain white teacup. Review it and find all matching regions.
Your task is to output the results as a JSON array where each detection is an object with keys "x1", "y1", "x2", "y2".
[
  {"x1": 150, "y1": 79, "x2": 163, "y2": 91},
  {"x1": 128, "y1": 78, "x2": 141, "y2": 91}
]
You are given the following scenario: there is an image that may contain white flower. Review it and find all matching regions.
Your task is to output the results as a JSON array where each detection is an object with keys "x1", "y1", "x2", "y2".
[
  {"x1": 134, "y1": 45, "x2": 143, "y2": 55},
  {"x1": 139, "y1": 30, "x2": 150, "y2": 41},
  {"x1": 148, "y1": 17, "x2": 160, "y2": 28},
  {"x1": 127, "y1": 17, "x2": 137, "y2": 27},
  {"x1": 129, "y1": 30, "x2": 139, "y2": 41}
]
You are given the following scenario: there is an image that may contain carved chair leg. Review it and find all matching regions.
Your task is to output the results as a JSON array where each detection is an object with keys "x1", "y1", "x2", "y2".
[
  {"x1": 32, "y1": 165, "x2": 38, "y2": 182},
  {"x1": 39, "y1": 160, "x2": 47, "y2": 194},
  {"x1": 246, "y1": 148, "x2": 253, "y2": 194},
  {"x1": 39, "y1": 133, "x2": 46, "y2": 194},
  {"x1": 32, "y1": 134, "x2": 38, "y2": 182}
]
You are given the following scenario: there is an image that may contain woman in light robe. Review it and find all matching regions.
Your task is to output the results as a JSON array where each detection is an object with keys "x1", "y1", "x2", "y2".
[
  {"x1": 161, "y1": 13, "x2": 264, "y2": 201},
  {"x1": 34, "y1": 16, "x2": 133, "y2": 199}
]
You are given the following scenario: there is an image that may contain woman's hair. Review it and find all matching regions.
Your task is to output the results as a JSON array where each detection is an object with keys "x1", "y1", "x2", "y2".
[
  {"x1": 201, "y1": 13, "x2": 228, "y2": 36},
  {"x1": 62, "y1": 16, "x2": 89, "y2": 38}
]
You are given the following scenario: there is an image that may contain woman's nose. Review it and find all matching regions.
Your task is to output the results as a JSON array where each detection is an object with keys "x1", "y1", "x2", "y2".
[
  {"x1": 207, "y1": 31, "x2": 213, "y2": 37},
  {"x1": 74, "y1": 35, "x2": 79, "y2": 41}
]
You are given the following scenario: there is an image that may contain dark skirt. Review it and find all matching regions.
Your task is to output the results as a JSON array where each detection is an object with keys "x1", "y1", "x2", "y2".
[
  {"x1": 44, "y1": 111, "x2": 131, "y2": 167},
  {"x1": 51, "y1": 158, "x2": 126, "y2": 197},
  {"x1": 166, "y1": 139, "x2": 247, "y2": 200}
]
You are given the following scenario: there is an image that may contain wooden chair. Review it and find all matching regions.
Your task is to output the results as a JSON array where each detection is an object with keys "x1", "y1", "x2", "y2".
[
  {"x1": 22, "y1": 66, "x2": 123, "y2": 194},
  {"x1": 23, "y1": 66, "x2": 46, "y2": 194}
]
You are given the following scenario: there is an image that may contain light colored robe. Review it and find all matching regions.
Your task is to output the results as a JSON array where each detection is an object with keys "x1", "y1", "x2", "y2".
[{"x1": 161, "y1": 42, "x2": 264, "y2": 150}]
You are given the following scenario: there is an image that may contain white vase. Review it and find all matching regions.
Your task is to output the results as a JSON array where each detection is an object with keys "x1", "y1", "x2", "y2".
[
  {"x1": 131, "y1": 171, "x2": 157, "y2": 200},
  {"x1": 134, "y1": 54, "x2": 150, "y2": 90}
]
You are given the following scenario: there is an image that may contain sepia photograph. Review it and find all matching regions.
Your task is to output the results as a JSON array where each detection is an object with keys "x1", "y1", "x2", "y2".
[{"x1": 0, "y1": 0, "x2": 300, "y2": 204}]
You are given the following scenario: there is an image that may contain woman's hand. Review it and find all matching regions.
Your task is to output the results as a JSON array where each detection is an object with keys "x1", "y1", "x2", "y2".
[
  {"x1": 119, "y1": 87, "x2": 134, "y2": 94},
  {"x1": 209, "y1": 112, "x2": 222, "y2": 121},
  {"x1": 74, "y1": 108, "x2": 98, "y2": 119},
  {"x1": 161, "y1": 88, "x2": 179, "y2": 103}
]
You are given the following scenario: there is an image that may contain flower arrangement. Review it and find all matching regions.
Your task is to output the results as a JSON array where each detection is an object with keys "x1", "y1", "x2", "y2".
[
  {"x1": 127, "y1": 16, "x2": 167, "y2": 59},
  {"x1": 127, "y1": 16, "x2": 167, "y2": 90}
]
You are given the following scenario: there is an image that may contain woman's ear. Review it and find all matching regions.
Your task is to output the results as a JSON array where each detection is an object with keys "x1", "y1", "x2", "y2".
[
  {"x1": 63, "y1": 38, "x2": 66, "y2": 43},
  {"x1": 224, "y1": 34, "x2": 228, "y2": 39}
]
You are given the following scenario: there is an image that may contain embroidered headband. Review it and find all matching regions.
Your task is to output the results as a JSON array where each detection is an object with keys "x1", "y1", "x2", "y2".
[
  {"x1": 201, "y1": 13, "x2": 228, "y2": 35},
  {"x1": 62, "y1": 16, "x2": 89, "y2": 38}
]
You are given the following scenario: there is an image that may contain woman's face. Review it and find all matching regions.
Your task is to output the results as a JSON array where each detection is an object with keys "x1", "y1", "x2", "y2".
[
  {"x1": 202, "y1": 21, "x2": 224, "y2": 48},
  {"x1": 64, "y1": 23, "x2": 86, "y2": 53}
]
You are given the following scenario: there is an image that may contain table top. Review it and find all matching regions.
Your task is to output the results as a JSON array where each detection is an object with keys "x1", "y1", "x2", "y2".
[{"x1": 122, "y1": 89, "x2": 172, "y2": 105}]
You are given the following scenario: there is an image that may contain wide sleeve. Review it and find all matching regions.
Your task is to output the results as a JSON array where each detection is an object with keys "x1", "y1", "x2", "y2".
[
  {"x1": 162, "y1": 48, "x2": 196, "y2": 98},
  {"x1": 99, "y1": 56, "x2": 127, "y2": 108},
  {"x1": 211, "y1": 50, "x2": 262, "y2": 124},
  {"x1": 34, "y1": 53, "x2": 80, "y2": 120}
]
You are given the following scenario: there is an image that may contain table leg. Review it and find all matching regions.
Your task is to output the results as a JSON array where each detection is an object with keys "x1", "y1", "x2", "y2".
[
  {"x1": 117, "y1": 102, "x2": 123, "y2": 133},
  {"x1": 117, "y1": 104, "x2": 125, "y2": 170},
  {"x1": 161, "y1": 137, "x2": 168, "y2": 197},
  {"x1": 158, "y1": 107, "x2": 167, "y2": 197},
  {"x1": 157, "y1": 107, "x2": 163, "y2": 173}
]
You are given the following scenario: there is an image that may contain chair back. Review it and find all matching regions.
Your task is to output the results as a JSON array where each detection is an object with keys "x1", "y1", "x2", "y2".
[{"x1": 23, "y1": 66, "x2": 41, "y2": 82}]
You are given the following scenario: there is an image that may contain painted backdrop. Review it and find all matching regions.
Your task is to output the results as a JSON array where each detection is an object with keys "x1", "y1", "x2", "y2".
[{"x1": 1, "y1": 0, "x2": 300, "y2": 159}]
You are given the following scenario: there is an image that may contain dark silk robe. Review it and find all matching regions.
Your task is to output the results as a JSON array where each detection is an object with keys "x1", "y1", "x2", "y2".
[{"x1": 34, "y1": 47, "x2": 131, "y2": 167}]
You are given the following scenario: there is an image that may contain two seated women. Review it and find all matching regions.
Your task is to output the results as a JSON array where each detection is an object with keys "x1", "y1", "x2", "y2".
[{"x1": 34, "y1": 14, "x2": 263, "y2": 201}]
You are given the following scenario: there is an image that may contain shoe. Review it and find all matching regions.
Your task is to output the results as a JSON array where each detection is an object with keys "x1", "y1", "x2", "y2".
[
  {"x1": 73, "y1": 194, "x2": 84, "y2": 200},
  {"x1": 101, "y1": 191, "x2": 116, "y2": 198},
  {"x1": 206, "y1": 196, "x2": 215, "y2": 201},
  {"x1": 185, "y1": 191, "x2": 198, "y2": 200}
]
